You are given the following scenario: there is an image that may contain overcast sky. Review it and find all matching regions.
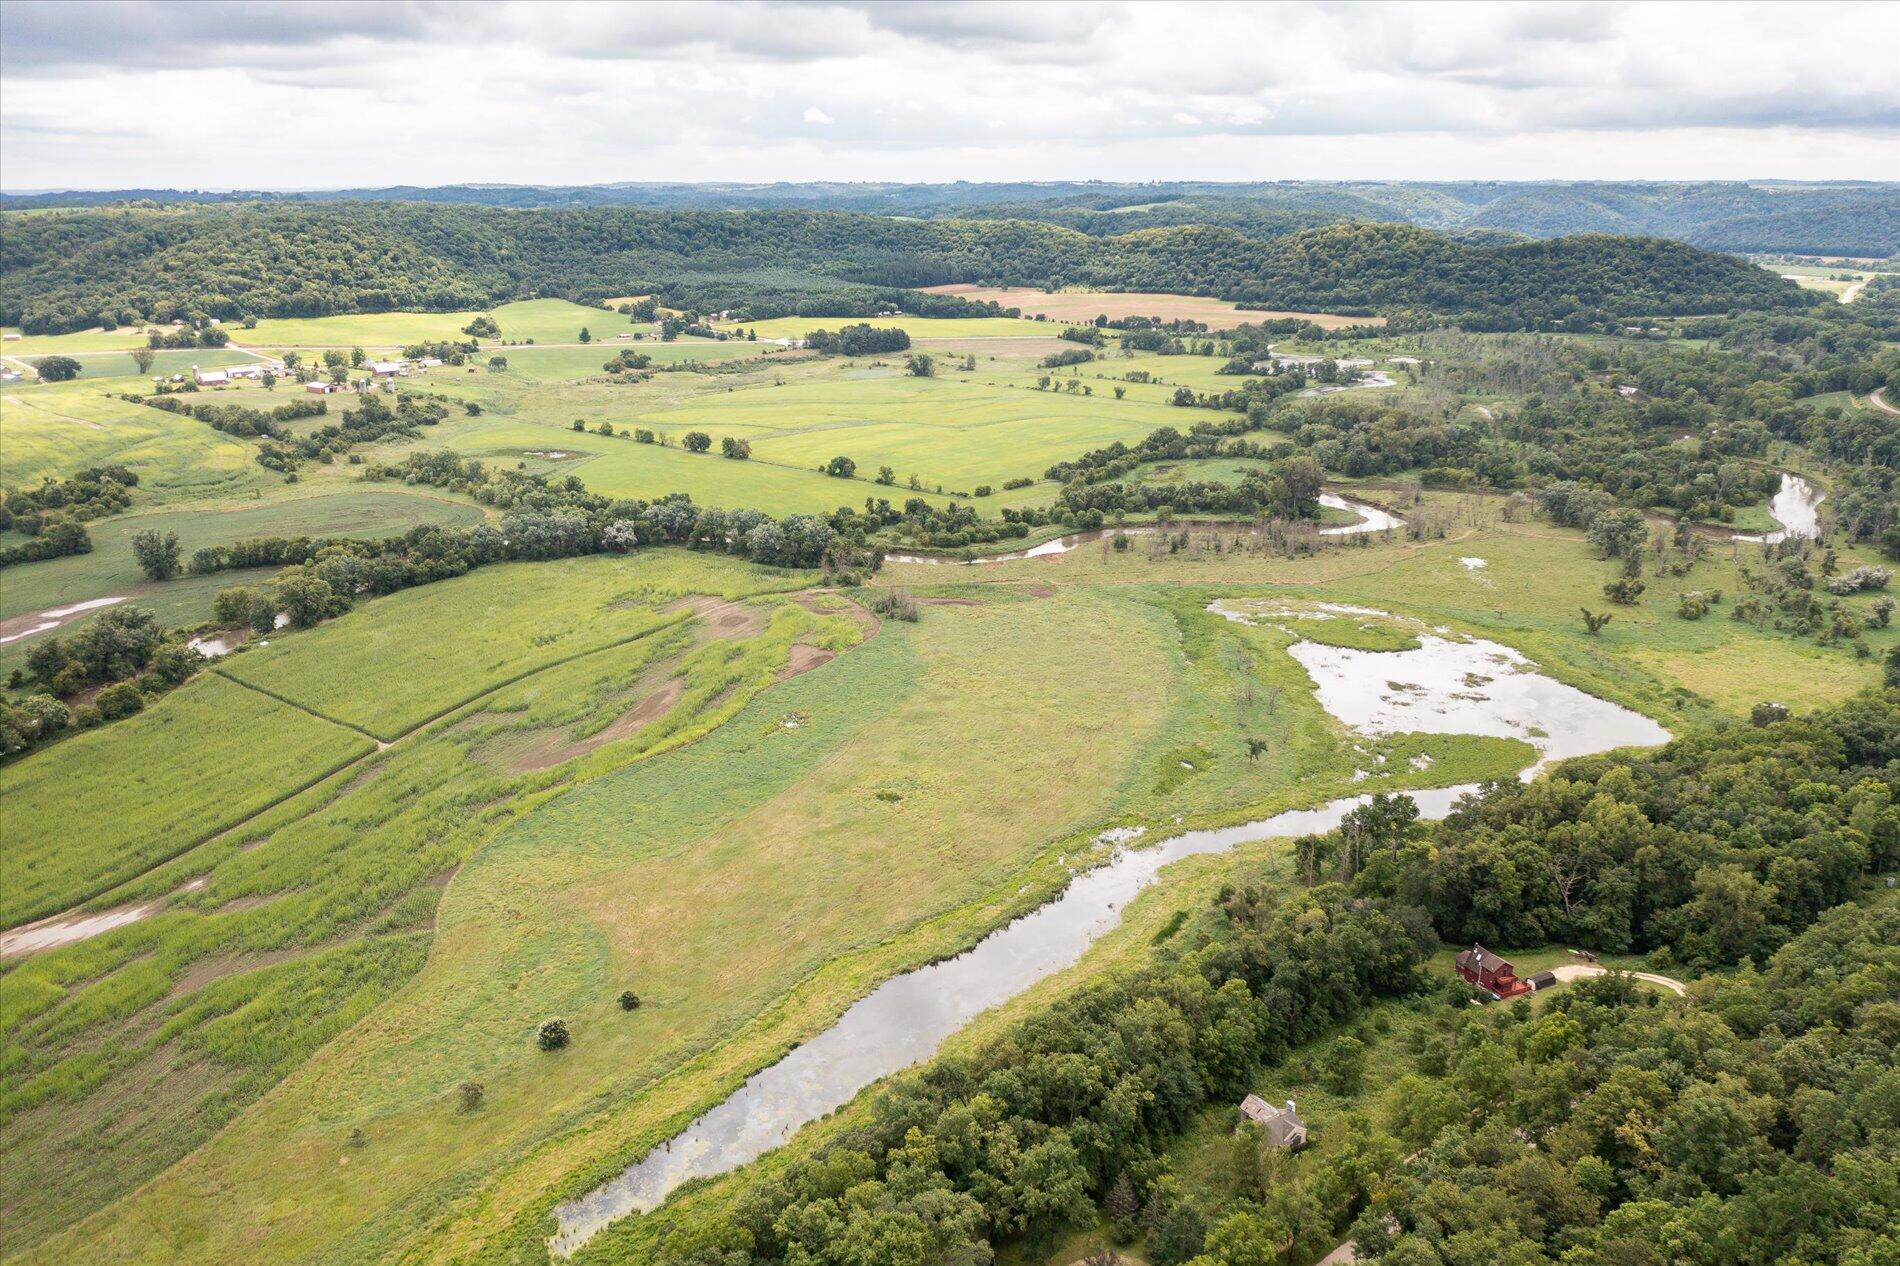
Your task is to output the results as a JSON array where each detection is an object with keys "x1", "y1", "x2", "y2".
[{"x1": 3, "y1": 0, "x2": 1896, "y2": 191}]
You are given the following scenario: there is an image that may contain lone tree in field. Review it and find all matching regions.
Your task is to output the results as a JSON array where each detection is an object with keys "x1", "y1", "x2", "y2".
[
  {"x1": 131, "y1": 529, "x2": 182, "y2": 581},
  {"x1": 905, "y1": 352, "x2": 935, "y2": 377},
  {"x1": 825, "y1": 455, "x2": 856, "y2": 478},
  {"x1": 682, "y1": 431, "x2": 712, "y2": 453},
  {"x1": 1247, "y1": 737, "x2": 1269, "y2": 761},
  {"x1": 578, "y1": 327, "x2": 592, "y2": 343},
  {"x1": 35, "y1": 355, "x2": 81, "y2": 382},
  {"x1": 1580, "y1": 608, "x2": 1614, "y2": 635},
  {"x1": 618, "y1": 990, "x2": 641, "y2": 1011},
  {"x1": 131, "y1": 347, "x2": 156, "y2": 376},
  {"x1": 537, "y1": 1018, "x2": 570, "y2": 1051}
]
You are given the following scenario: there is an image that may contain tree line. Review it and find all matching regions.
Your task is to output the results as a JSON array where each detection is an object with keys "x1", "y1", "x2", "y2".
[{"x1": 0, "y1": 203, "x2": 1815, "y2": 336}]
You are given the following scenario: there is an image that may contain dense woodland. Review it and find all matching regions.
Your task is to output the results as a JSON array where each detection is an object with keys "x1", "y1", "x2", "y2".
[
  {"x1": 590, "y1": 694, "x2": 1900, "y2": 1266},
  {"x1": 7, "y1": 181, "x2": 1894, "y2": 256},
  {"x1": 0, "y1": 204, "x2": 1814, "y2": 335}
]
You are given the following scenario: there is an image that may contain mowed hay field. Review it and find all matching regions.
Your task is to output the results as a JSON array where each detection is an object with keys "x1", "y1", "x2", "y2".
[{"x1": 918, "y1": 284, "x2": 1386, "y2": 328}]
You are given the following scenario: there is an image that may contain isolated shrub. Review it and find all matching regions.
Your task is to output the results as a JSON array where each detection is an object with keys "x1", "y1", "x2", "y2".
[
  {"x1": 974, "y1": 485, "x2": 993, "y2": 497},
  {"x1": 1751, "y1": 702, "x2": 1790, "y2": 727},
  {"x1": 618, "y1": 990, "x2": 641, "y2": 1011},
  {"x1": 682, "y1": 431, "x2": 712, "y2": 453},
  {"x1": 92, "y1": 681, "x2": 145, "y2": 721},
  {"x1": 537, "y1": 1018, "x2": 569, "y2": 1051},
  {"x1": 457, "y1": 1080, "x2": 484, "y2": 1112}
]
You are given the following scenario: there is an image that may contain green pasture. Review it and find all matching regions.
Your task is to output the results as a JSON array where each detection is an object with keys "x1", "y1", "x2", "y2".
[
  {"x1": 234, "y1": 299, "x2": 610, "y2": 350},
  {"x1": 635, "y1": 374, "x2": 1195, "y2": 492},
  {"x1": 0, "y1": 383, "x2": 260, "y2": 493},
  {"x1": 0, "y1": 488, "x2": 488, "y2": 624},
  {"x1": 1, "y1": 327, "x2": 154, "y2": 356},
  {"x1": 15, "y1": 348, "x2": 261, "y2": 383},
  {"x1": 0, "y1": 672, "x2": 374, "y2": 926}
]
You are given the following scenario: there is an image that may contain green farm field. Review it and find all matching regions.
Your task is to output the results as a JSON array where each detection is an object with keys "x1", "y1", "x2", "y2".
[
  {"x1": 236, "y1": 299, "x2": 618, "y2": 350},
  {"x1": 1, "y1": 671, "x2": 375, "y2": 925},
  {"x1": 0, "y1": 487, "x2": 488, "y2": 624},
  {"x1": 218, "y1": 553, "x2": 799, "y2": 740},
  {"x1": 0, "y1": 383, "x2": 260, "y2": 493}
]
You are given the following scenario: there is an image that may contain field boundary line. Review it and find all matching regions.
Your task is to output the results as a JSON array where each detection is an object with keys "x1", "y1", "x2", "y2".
[
  {"x1": 210, "y1": 669, "x2": 389, "y2": 742},
  {"x1": 8, "y1": 591, "x2": 791, "y2": 930},
  {"x1": 2, "y1": 735, "x2": 376, "y2": 931}
]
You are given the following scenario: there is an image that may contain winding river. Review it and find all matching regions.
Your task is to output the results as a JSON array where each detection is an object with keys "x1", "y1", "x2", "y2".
[
  {"x1": 549, "y1": 607, "x2": 1665, "y2": 1255},
  {"x1": 884, "y1": 494, "x2": 1402, "y2": 566}
]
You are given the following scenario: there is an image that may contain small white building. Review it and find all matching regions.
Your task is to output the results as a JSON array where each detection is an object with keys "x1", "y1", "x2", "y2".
[
  {"x1": 305, "y1": 380, "x2": 342, "y2": 394},
  {"x1": 415, "y1": 357, "x2": 443, "y2": 369},
  {"x1": 193, "y1": 366, "x2": 230, "y2": 386},
  {"x1": 225, "y1": 364, "x2": 266, "y2": 380},
  {"x1": 0, "y1": 368, "x2": 22, "y2": 383},
  {"x1": 2, "y1": 332, "x2": 22, "y2": 342},
  {"x1": 367, "y1": 360, "x2": 408, "y2": 377}
]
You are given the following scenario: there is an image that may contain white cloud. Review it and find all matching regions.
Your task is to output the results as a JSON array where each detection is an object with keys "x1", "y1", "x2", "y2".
[{"x1": 0, "y1": 0, "x2": 1894, "y2": 188}]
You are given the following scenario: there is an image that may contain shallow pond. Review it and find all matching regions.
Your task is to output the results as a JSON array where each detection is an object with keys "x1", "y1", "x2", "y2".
[
  {"x1": 1734, "y1": 473, "x2": 1824, "y2": 544},
  {"x1": 548, "y1": 606, "x2": 1666, "y2": 1254}
]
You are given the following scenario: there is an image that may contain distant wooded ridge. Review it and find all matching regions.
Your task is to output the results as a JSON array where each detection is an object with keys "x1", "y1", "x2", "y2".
[
  {"x1": 0, "y1": 203, "x2": 1819, "y2": 336},
  {"x1": 6, "y1": 180, "x2": 1897, "y2": 256}
]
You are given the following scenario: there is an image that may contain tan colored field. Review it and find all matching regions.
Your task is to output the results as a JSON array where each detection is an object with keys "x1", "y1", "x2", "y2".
[{"x1": 918, "y1": 285, "x2": 1383, "y2": 329}]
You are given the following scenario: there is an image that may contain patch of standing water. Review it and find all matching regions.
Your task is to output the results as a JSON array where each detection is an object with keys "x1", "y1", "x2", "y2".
[
  {"x1": 548, "y1": 607, "x2": 1668, "y2": 1255},
  {"x1": 1317, "y1": 493, "x2": 1403, "y2": 536},
  {"x1": 1286, "y1": 634, "x2": 1669, "y2": 774},
  {"x1": 1733, "y1": 473, "x2": 1823, "y2": 544}
]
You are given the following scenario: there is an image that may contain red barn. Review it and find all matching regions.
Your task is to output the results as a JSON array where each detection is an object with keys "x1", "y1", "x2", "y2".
[{"x1": 1455, "y1": 944, "x2": 1529, "y2": 998}]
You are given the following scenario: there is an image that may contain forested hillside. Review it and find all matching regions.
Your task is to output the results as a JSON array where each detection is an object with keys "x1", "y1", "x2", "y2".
[
  {"x1": 0, "y1": 204, "x2": 1813, "y2": 334},
  {"x1": 7, "y1": 181, "x2": 1893, "y2": 255}
]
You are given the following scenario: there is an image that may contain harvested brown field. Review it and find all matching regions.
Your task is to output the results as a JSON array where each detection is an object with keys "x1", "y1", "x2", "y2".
[{"x1": 917, "y1": 285, "x2": 1383, "y2": 329}]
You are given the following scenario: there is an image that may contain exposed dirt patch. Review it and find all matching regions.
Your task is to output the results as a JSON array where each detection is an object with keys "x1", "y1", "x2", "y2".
[
  {"x1": 918, "y1": 596, "x2": 981, "y2": 606},
  {"x1": 779, "y1": 644, "x2": 836, "y2": 681},
  {"x1": 212, "y1": 894, "x2": 272, "y2": 915},
  {"x1": 1022, "y1": 582, "x2": 1057, "y2": 599},
  {"x1": 497, "y1": 677, "x2": 686, "y2": 774}
]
